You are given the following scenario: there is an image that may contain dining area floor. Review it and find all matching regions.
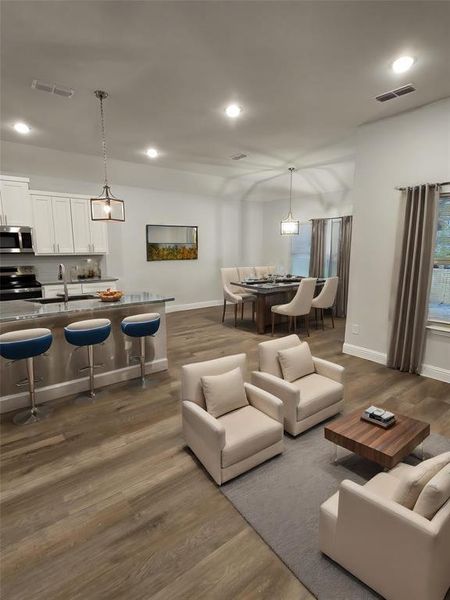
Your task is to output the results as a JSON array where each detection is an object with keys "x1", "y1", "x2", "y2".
[{"x1": 1, "y1": 306, "x2": 449, "y2": 600}]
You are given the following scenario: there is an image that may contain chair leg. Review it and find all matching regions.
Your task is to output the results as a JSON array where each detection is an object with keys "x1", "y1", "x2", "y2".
[
  {"x1": 294, "y1": 316, "x2": 297, "y2": 331},
  {"x1": 271, "y1": 312, "x2": 275, "y2": 336},
  {"x1": 222, "y1": 299, "x2": 226, "y2": 323},
  {"x1": 331, "y1": 306, "x2": 335, "y2": 328},
  {"x1": 252, "y1": 301, "x2": 255, "y2": 322},
  {"x1": 288, "y1": 316, "x2": 292, "y2": 333},
  {"x1": 315, "y1": 308, "x2": 318, "y2": 329},
  {"x1": 234, "y1": 304, "x2": 238, "y2": 327},
  {"x1": 321, "y1": 309, "x2": 325, "y2": 331},
  {"x1": 306, "y1": 314, "x2": 310, "y2": 337},
  {"x1": 241, "y1": 303, "x2": 244, "y2": 320}
]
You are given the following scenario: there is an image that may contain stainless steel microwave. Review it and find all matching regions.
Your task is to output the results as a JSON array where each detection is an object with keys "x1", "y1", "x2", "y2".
[{"x1": 0, "y1": 226, "x2": 34, "y2": 253}]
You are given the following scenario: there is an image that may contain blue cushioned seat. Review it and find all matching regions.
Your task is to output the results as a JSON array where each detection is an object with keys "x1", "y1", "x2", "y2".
[
  {"x1": 121, "y1": 313, "x2": 160, "y2": 338},
  {"x1": 0, "y1": 328, "x2": 53, "y2": 361},
  {"x1": 64, "y1": 318, "x2": 111, "y2": 347}
]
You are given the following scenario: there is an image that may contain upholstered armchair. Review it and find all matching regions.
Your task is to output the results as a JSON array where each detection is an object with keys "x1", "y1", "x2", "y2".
[
  {"x1": 181, "y1": 353, "x2": 284, "y2": 485},
  {"x1": 251, "y1": 334, "x2": 344, "y2": 436},
  {"x1": 320, "y1": 453, "x2": 450, "y2": 600}
]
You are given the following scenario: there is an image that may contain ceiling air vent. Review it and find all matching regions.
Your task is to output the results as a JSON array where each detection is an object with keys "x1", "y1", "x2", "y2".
[
  {"x1": 31, "y1": 79, "x2": 75, "y2": 98},
  {"x1": 230, "y1": 153, "x2": 248, "y2": 160},
  {"x1": 375, "y1": 84, "x2": 416, "y2": 102}
]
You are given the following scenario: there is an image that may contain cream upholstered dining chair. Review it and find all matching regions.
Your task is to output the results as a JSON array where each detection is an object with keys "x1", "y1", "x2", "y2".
[
  {"x1": 251, "y1": 334, "x2": 344, "y2": 436},
  {"x1": 221, "y1": 267, "x2": 256, "y2": 326},
  {"x1": 320, "y1": 452, "x2": 450, "y2": 600},
  {"x1": 311, "y1": 276, "x2": 339, "y2": 329},
  {"x1": 237, "y1": 266, "x2": 256, "y2": 281},
  {"x1": 271, "y1": 277, "x2": 317, "y2": 336},
  {"x1": 181, "y1": 353, "x2": 284, "y2": 485},
  {"x1": 255, "y1": 265, "x2": 275, "y2": 278}
]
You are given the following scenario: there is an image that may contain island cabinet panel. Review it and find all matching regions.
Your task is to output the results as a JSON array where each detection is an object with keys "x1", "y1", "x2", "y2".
[
  {"x1": 31, "y1": 195, "x2": 56, "y2": 254},
  {"x1": 0, "y1": 177, "x2": 32, "y2": 226}
]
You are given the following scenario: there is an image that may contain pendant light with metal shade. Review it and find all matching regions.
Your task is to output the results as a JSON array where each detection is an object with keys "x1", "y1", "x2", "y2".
[
  {"x1": 90, "y1": 90, "x2": 125, "y2": 222},
  {"x1": 280, "y1": 167, "x2": 299, "y2": 235}
]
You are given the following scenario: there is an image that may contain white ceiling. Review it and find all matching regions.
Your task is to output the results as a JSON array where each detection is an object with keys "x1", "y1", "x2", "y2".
[{"x1": 1, "y1": 1, "x2": 449, "y2": 189}]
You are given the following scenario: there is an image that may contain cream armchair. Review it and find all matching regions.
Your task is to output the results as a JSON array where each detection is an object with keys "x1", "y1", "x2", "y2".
[
  {"x1": 251, "y1": 334, "x2": 344, "y2": 436},
  {"x1": 320, "y1": 454, "x2": 450, "y2": 600},
  {"x1": 181, "y1": 353, "x2": 284, "y2": 485}
]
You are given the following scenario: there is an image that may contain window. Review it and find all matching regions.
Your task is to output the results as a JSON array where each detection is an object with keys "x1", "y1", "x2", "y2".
[
  {"x1": 291, "y1": 222, "x2": 311, "y2": 276},
  {"x1": 428, "y1": 194, "x2": 450, "y2": 323},
  {"x1": 290, "y1": 218, "x2": 342, "y2": 277},
  {"x1": 323, "y1": 218, "x2": 341, "y2": 277}
]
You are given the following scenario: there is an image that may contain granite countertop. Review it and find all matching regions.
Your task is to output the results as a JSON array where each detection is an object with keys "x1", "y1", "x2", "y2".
[
  {"x1": 0, "y1": 293, "x2": 175, "y2": 323},
  {"x1": 40, "y1": 277, "x2": 119, "y2": 285}
]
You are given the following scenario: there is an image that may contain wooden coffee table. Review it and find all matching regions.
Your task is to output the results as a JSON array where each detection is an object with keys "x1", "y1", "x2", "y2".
[{"x1": 324, "y1": 409, "x2": 430, "y2": 469}]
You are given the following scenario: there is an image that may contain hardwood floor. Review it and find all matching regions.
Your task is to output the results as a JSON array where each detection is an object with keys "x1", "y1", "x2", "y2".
[{"x1": 1, "y1": 307, "x2": 449, "y2": 600}]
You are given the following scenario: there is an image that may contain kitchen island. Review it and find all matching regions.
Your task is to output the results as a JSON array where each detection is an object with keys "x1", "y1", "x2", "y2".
[{"x1": 0, "y1": 292, "x2": 174, "y2": 413}]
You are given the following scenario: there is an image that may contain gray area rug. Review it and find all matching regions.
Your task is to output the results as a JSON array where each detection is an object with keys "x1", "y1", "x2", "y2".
[{"x1": 221, "y1": 420, "x2": 450, "y2": 600}]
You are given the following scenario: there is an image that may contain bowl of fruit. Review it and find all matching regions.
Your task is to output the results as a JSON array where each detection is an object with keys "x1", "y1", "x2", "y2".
[{"x1": 97, "y1": 288, "x2": 123, "y2": 302}]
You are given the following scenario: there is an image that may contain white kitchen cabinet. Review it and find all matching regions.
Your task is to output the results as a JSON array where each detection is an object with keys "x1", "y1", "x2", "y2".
[
  {"x1": 71, "y1": 197, "x2": 108, "y2": 254},
  {"x1": 0, "y1": 176, "x2": 32, "y2": 226},
  {"x1": 90, "y1": 218, "x2": 108, "y2": 254},
  {"x1": 42, "y1": 284, "x2": 83, "y2": 298},
  {"x1": 52, "y1": 196, "x2": 74, "y2": 254},
  {"x1": 71, "y1": 198, "x2": 91, "y2": 253},
  {"x1": 31, "y1": 194, "x2": 74, "y2": 255},
  {"x1": 31, "y1": 195, "x2": 55, "y2": 254},
  {"x1": 81, "y1": 281, "x2": 117, "y2": 293}
]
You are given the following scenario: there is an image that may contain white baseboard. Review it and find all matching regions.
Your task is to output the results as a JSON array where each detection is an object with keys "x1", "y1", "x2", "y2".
[
  {"x1": 420, "y1": 363, "x2": 450, "y2": 384},
  {"x1": 342, "y1": 343, "x2": 387, "y2": 365},
  {"x1": 166, "y1": 299, "x2": 222, "y2": 313}
]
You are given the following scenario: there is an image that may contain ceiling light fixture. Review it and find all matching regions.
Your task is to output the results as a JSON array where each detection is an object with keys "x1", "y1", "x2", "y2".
[
  {"x1": 280, "y1": 168, "x2": 299, "y2": 236},
  {"x1": 146, "y1": 147, "x2": 158, "y2": 159},
  {"x1": 225, "y1": 104, "x2": 242, "y2": 118},
  {"x1": 392, "y1": 56, "x2": 415, "y2": 74},
  {"x1": 90, "y1": 90, "x2": 125, "y2": 222},
  {"x1": 14, "y1": 122, "x2": 31, "y2": 134}
]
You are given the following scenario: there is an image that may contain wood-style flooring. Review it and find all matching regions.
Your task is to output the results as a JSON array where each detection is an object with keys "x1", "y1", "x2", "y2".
[{"x1": 1, "y1": 308, "x2": 449, "y2": 600}]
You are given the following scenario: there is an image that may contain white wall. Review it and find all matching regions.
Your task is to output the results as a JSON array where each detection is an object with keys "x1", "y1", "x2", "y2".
[
  {"x1": 1, "y1": 141, "x2": 264, "y2": 309},
  {"x1": 344, "y1": 98, "x2": 450, "y2": 381}
]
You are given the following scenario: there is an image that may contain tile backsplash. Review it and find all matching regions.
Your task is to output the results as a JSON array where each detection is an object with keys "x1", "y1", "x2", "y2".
[{"x1": 0, "y1": 254, "x2": 107, "y2": 282}]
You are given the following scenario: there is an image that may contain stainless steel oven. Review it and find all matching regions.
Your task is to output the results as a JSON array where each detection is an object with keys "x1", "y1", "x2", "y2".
[{"x1": 0, "y1": 226, "x2": 34, "y2": 253}]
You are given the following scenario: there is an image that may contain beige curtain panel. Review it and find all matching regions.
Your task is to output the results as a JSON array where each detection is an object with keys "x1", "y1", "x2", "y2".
[
  {"x1": 387, "y1": 184, "x2": 440, "y2": 374},
  {"x1": 309, "y1": 219, "x2": 326, "y2": 277},
  {"x1": 336, "y1": 216, "x2": 353, "y2": 318}
]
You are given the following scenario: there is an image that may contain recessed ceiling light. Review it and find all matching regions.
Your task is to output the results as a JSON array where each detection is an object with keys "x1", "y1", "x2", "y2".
[
  {"x1": 14, "y1": 122, "x2": 31, "y2": 134},
  {"x1": 146, "y1": 148, "x2": 158, "y2": 158},
  {"x1": 225, "y1": 104, "x2": 242, "y2": 118},
  {"x1": 392, "y1": 56, "x2": 415, "y2": 74}
]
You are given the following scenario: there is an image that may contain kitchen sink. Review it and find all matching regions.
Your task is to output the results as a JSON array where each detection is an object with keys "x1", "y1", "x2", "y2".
[{"x1": 26, "y1": 294, "x2": 98, "y2": 304}]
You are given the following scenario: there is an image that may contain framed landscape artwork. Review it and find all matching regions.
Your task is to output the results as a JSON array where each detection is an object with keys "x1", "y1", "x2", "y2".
[{"x1": 146, "y1": 224, "x2": 198, "y2": 261}]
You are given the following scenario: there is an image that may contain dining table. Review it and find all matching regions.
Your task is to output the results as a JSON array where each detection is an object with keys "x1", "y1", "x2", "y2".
[{"x1": 231, "y1": 277, "x2": 324, "y2": 334}]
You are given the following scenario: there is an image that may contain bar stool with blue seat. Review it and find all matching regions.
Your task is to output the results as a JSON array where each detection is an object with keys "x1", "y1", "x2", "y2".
[
  {"x1": 0, "y1": 328, "x2": 53, "y2": 425},
  {"x1": 64, "y1": 318, "x2": 111, "y2": 400},
  {"x1": 121, "y1": 313, "x2": 160, "y2": 383}
]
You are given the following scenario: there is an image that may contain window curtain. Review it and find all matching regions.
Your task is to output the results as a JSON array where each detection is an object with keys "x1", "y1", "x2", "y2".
[
  {"x1": 336, "y1": 215, "x2": 353, "y2": 317},
  {"x1": 309, "y1": 219, "x2": 326, "y2": 277},
  {"x1": 387, "y1": 184, "x2": 440, "y2": 374}
]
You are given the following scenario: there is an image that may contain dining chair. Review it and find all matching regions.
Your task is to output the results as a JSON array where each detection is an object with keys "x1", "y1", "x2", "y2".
[
  {"x1": 271, "y1": 277, "x2": 317, "y2": 336},
  {"x1": 221, "y1": 267, "x2": 256, "y2": 326},
  {"x1": 311, "y1": 276, "x2": 339, "y2": 329}
]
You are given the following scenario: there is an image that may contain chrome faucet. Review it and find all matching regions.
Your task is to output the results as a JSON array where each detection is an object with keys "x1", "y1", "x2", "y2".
[{"x1": 58, "y1": 263, "x2": 69, "y2": 303}]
